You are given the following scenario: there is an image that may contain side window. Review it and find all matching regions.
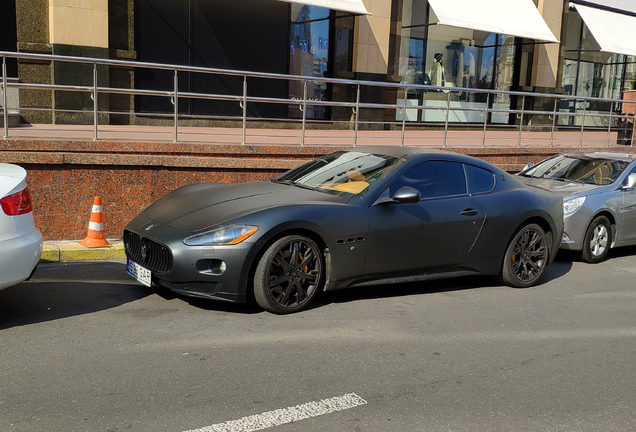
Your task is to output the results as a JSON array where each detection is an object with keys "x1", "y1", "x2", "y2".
[
  {"x1": 389, "y1": 161, "x2": 467, "y2": 199},
  {"x1": 465, "y1": 164, "x2": 495, "y2": 195}
]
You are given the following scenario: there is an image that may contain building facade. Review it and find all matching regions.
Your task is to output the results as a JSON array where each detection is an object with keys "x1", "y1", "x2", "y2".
[{"x1": 2, "y1": 0, "x2": 635, "y2": 127}]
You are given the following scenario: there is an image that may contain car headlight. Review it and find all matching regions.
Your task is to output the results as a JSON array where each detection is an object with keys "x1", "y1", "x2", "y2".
[
  {"x1": 183, "y1": 225, "x2": 258, "y2": 246},
  {"x1": 563, "y1": 197, "x2": 586, "y2": 218}
]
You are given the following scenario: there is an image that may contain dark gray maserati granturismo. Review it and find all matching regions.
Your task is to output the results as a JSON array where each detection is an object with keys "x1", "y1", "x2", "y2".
[{"x1": 124, "y1": 146, "x2": 564, "y2": 314}]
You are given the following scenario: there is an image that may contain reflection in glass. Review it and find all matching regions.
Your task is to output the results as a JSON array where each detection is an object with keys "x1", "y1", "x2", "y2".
[
  {"x1": 288, "y1": 5, "x2": 330, "y2": 120},
  {"x1": 396, "y1": 0, "x2": 516, "y2": 124},
  {"x1": 274, "y1": 151, "x2": 401, "y2": 197},
  {"x1": 560, "y1": 9, "x2": 636, "y2": 127},
  {"x1": 521, "y1": 154, "x2": 629, "y2": 186}
]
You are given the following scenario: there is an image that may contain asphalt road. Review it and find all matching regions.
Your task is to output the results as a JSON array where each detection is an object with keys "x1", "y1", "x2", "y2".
[{"x1": 1, "y1": 249, "x2": 635, "y2": 432}]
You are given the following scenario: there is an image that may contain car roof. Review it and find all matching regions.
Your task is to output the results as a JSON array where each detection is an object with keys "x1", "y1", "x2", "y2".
[
  {"x1": 562, "y1": 151, "x2": 636, "y2": 163},
  {"x1": 347, "y1": 146, "x2": 450, "y2": 158},
  {"x1": 346, "y1": 145, "x2": 488, "y2": 161},
  {"x1": 344, "y1": 146, "x2": 499, "y2": 169}
]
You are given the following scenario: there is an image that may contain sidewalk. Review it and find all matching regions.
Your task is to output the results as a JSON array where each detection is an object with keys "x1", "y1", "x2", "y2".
[
  {"x1": 41, "y1": 240, "x2": 125, "y2": 263},
  {"x1": 3, "y1": 123, "x2": 627, "y2": 147}
]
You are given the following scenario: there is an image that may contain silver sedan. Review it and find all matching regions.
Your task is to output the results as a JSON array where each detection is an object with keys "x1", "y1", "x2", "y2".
[{"x1": 517, "y1": 151, "x2": 636, "y2": 263}]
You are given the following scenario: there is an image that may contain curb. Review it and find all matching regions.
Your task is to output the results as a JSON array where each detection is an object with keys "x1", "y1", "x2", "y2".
[{"x1": 41, "y1": 240, "x2": 125, "y2": 262}]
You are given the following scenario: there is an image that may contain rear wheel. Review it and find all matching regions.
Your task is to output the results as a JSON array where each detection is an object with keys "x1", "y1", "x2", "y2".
[
  {"x1": 581, "y1": 216, "x2": 610, "y2": 263},
  {"x1": 501, "y1": 223, "x2": 548, "y2": 288},
  {"x1": 253, "y1": 235, "x2": 324, "y2": 314}
]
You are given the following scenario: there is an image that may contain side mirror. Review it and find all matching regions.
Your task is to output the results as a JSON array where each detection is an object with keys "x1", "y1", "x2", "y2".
[
  {"x1": 374, "y1": 186, "x2": 421, "y2": 205},
  {"x1": 622, "y1": 173, "x2": 636, "y2": 190},
  {"x1": 392, "y1": 186, "x2": 421, "y2": 203},
  {"x1": 522, "y1": 162, "x2": 534, "y2": 172}
]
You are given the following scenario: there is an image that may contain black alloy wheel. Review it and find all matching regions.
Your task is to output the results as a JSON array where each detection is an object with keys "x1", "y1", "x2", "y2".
[
  {"x1": 581, "y1": 215, "x2": 611, "y2": 263},
  {"x1": 254, "y1": 235, "x2": 324, "y2": 314},
  {"x1": 501, "y1": 223, "x2": 547, "y2": 288}
]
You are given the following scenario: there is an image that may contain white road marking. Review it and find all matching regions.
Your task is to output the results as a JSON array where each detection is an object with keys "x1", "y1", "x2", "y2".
[{"x1": 182, "y1": 393, "x2": 367, "y2": 432}]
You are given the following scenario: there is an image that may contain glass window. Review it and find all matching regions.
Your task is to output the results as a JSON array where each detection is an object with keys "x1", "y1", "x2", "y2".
[
  {"x1": 288, "y1": 5, "x2": 331, "y2": 120},
  {"x1": 520, "y1": 154, "x2": 629, "y2": 186},
  {"x1": 398, "y1": 0, "x2": 428, "y2": 86},
  {"x1": 334, "y1": 13, "x2": 354, "y2": 74},
  {"x1": 465, "y1": 165, "x2": 495, "y2": 194},
  {"x1": 396, "y1": 0, "x2": 516, "y2": 124},
  {"x1": 625, "y1": 56, "x2": 636, "y2": 92},
  {"x1": 275, "y1": 150, "x2": 402, "y2": 197},
  {"x1": 560, "y1": 9, "x2": 635, "y2": 127},
  {"x1": 389, "y1": 161, "x2": 467, "y2": 199}
]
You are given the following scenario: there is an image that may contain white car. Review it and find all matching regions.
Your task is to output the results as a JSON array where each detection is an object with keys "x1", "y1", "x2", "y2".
[{"x1": 0, "y1": 163, "x2": 42, "y2": 290}]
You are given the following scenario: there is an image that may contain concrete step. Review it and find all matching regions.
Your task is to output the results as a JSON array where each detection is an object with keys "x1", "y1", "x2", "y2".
[{"x1": 0, "y1": 111, "x2": 20, "y2": 128}]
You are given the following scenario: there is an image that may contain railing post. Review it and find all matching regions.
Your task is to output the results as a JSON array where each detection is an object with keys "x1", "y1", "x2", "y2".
[
  {"x1": 241, "y1": 76, "x2": 247, "y2": 145},
  {"x1": 301, "y1": 81, "x2": 307, "y2": 147},
  {"x1": 550, "y1": 98, "x2": 558, "y2": 147},
  {"x1": 580, "y1": 101, "x2": 587, "y2": 148},
  {"x1": 607, "y1": 105, "x2": 613, "y2": 147},
  {"x1": 173, "y1": 70, "x2": 178, "y2": 143},
  {"x1": 401, "y1": 88, "x2": 407, "y2": 147},
  {"x1": 93, "y1": 63, "x2": 98, "y2": 141},
  {"x1": 443, "y1": 90, "x2": 451, "y2": 147},
  {"x1": 517, "y1": 95, "x2": 525, "y2": 148},
  {"x1": 2, "y1": 57, "x2": 8, "y2": 139},
  {"x1": 353, "y1": 84, "x2": 360, "y2": 147},
  {"x1": 632, "y1": 112, "x2": 636, "y2": 147},
  {"x1": 482, "y1": 93, "x2": 489, "y2": 147}
]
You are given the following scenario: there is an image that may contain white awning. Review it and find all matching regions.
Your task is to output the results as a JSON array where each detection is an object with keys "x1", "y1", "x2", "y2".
[
  {"x1": 573, "y1": 4, "x2": 636, "y2": 57},
  {"x1": 427, "y1": 0, "x2": 559, "y2": 43},
  {"x1": 278, "y1": 0, "x2": 370, "y2": 15}
]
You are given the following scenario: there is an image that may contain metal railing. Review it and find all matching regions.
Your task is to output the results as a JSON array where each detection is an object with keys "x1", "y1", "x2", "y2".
[{"x1": 1, "y1": 50, "x2": 635, "y2": 147}]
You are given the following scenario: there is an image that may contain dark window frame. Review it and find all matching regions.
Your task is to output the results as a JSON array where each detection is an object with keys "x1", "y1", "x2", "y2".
[
  {"x1": 388, "y1": 160, "x2": 469, "y2": 200},
  {"x1": 464, "y1": 164, "x2": 496, "y2": 195}
]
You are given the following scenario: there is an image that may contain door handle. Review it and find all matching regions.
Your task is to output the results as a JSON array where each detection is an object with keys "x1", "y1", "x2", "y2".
[{"x1": 460, "y1": 208, "x2": 478, "y2": 216}]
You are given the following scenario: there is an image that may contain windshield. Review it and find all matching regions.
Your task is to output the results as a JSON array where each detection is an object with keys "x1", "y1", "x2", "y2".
[
  {"x1": 521, "y1": 155, "x2": 629, "y2": 185},
  {"x1": 274, "y1": 151, "x2": 402, "y2": 197}
]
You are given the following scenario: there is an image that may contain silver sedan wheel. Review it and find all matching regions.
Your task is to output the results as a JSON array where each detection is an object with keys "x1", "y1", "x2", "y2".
[
  {"x1": 582, "y1": 215, "x2": 611, "y2": 264},
  {"x1": 589, "y1": 224, "x2": 608, "y2": 257}
]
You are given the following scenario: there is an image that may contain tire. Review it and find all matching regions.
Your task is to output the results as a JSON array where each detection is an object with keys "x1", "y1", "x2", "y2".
[
  {"x1": 581, "y1": 216, "x2": 611, "y2": 263},
  {"x1": 253, "y1": 235, "x2": 324, "y2": 314},
  {"x1": 501, "y1": 223, "x2": 548, "y2": 288}
]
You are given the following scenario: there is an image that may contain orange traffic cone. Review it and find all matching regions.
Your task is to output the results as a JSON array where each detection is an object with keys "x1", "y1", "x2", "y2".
[{"x1": 80, "y1": 196, "x2": 111, "y2": 248}]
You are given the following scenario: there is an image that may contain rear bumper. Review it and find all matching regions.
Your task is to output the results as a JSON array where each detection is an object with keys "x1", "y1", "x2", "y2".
[{"x1": 0, "y1": 229, "x2": 43, "y2": 290}]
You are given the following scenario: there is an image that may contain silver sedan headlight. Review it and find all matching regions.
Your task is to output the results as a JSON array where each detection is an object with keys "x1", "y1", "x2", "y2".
[
  {"x1": 183, "y1": 225, "x2": 259, "y2": 246},
  {"x1": 563, "y1": 197, "x2": 586, "y2": 218}
]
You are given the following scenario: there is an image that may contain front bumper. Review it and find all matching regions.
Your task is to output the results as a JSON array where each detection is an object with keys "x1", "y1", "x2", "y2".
[
  {"x1": 124, "y1": 222, "x2": 258, "y2": 304},
  {"x1": 558, "y1": 207, "x2": 595, "y2": 251}
]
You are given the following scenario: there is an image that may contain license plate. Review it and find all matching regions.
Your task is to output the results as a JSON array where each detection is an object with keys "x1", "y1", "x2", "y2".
[{"x1": 127, "y1": 259, "x2": 152, "y2": 287}]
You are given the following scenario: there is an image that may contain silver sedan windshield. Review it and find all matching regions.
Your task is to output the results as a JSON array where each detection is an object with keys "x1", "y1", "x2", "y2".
[{"x1": 521, "y1": 155, "x2": 629, "y2": 185}]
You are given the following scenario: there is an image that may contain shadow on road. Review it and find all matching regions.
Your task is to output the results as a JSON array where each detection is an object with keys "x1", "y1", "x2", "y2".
[
  {"x1": 0, "y1": 249, "x2": 586, "y2": 322},
  {"x1": 152, "y1": 285, "x2": 262, "y2": 314},
  {"x1": 0, "y1": 261, "x2": 152, "y2": 330},
  {"x1": 314, "y1": 258, "x2": 574, "y2": 310}
]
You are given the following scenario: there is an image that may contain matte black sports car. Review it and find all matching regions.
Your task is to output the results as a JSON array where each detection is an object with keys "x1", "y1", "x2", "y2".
[{"x1": 124, "y1": 146, "x2": 564, "y2": 314}]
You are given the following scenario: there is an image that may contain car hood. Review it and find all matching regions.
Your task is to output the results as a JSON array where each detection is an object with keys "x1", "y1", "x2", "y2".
[
  {"x1": 516, "y1": 176, "x2": 601, "y2": 198},
  {"x1": 139, "y1": 180, "x2": 344, "y2": 232}
]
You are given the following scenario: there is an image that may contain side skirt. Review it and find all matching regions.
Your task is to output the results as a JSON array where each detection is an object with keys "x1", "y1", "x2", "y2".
[{"x1": 344, "y1": 270, "x2": 481, "y2": 289}]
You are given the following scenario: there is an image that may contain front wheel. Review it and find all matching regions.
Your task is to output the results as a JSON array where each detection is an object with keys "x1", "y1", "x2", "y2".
[
  {"x1": 501, "y1": 223, "x2": 548, "y2": 288},
  {"x1": 581, "y1": 216, "x2": 610, "y2": 263},
  {"x1": 253, "y1": 235, "x2": 324, "y2": 314}
]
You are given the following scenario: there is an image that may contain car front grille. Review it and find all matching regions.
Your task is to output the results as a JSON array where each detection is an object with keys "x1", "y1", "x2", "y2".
[{"x1": 124, "y1": 230, "x2": 173, "y2": 273}]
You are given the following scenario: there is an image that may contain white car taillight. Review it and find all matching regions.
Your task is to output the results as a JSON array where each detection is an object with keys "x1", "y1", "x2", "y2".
[{"x1": 1, "y1": 187, "x2": 34, "y2": 216}]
